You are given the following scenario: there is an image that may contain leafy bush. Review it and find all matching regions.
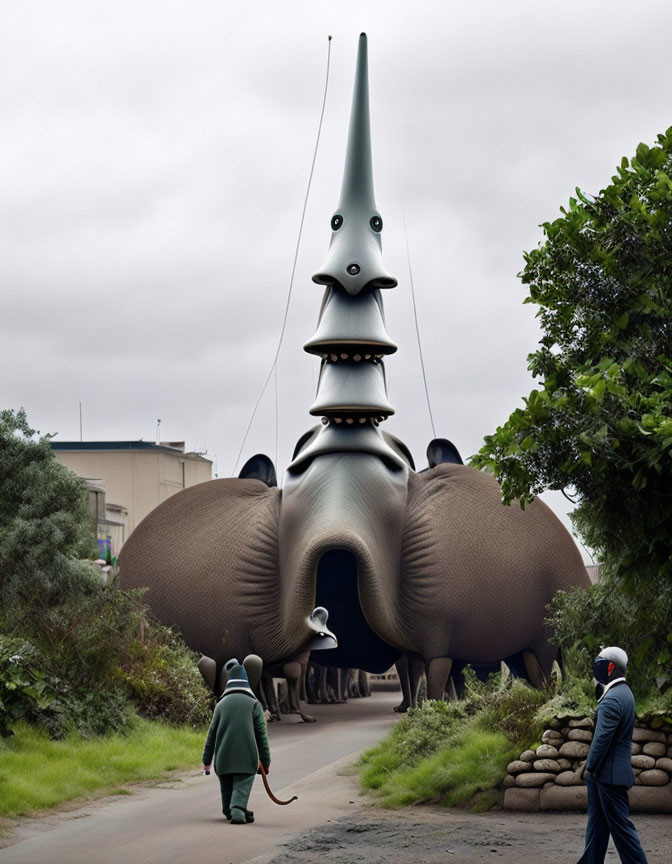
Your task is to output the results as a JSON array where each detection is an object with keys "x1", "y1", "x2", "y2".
[
  {"x1": 120, "y1": 624, "x2": 212, "y2": 727},
  {"x1": 547, "y1": 578, "x2": 672, "y2": 698},
  {"x1": 0, "y1": 408, "x2": 212, "y2": 737},
  {"x1": 0, "y1": 636, "x2": 61, "y2": 737}
]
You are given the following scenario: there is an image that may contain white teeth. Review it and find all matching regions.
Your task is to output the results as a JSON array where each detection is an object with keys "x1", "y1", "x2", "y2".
[
  {"x1": 346, "y1": 418, "x2": 354, "y2": 424},
  {"x1": 364, "y1": 354, "x2": 372, "y2": 360},
  {"x1": 340, "y1": 353, "x2": 348, "y2": 360},
  {"x1": 358, "y1": 417, "x2": 366, "y2": 424},
  {"x1": 334, "y1": 417, "x2": 342, "y2": 424},
  {"x1": 353, "y1": 354, "x2": 362, "y2": 361}
]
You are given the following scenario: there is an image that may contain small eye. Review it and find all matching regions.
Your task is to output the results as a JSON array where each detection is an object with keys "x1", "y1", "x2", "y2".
[
  {"x1": 370, "y1": 215, "x2": 383, "y2": 232},
  {"x1": 331, "y1": 214, "x2": 343, "y2": 230}
]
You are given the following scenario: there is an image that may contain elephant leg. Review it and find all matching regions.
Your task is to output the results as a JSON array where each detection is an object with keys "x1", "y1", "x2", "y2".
[
  {"x1": 338, "y1": 668, "x2": 346, "y2": 703},
  {"x1": 317, "y1": 666, "x2": 329, "y2": 703},
  {"x1": 410, "y1": 655, "x2": 425, "y2": 706},
  {"x1": 197, "y1": 655, "x2": 216, "y2": 692},
  {"x1": 262, "y1": 672, "x2": 282, "y2": 720},
  {"x1": 360, "y1": 670, "x2": 371, "y2": 697},
  {"x1": 522, "y1": 651, "x2": 545, "y2": 688},
  {"x1": 341, "y1": 668, "x2": 350, "y2": 702},
  {"x1": 305, "y1": 663, "x2": 317, "y2": 704},
  {"x1": 426, "y1": 657, "x2": 453, "y2": 700},
  {"x1": 333, "y1": 669, "x2": 342, "y2": 702},
  {"x1": 283, "y1": 661, "x2": 316, "y2": 723},
  {"x1": 444, "y1": 675, "x2": 458, "y2": 701},
  {"x1": 503, "y1": 652, "x2": 529, "y2": 681},
  {"x1": 524, "y1": 638, "x2": 558, "y2": 688},
  {"x1": 394, "y1": 654, "x2": 411, "y2": 712}
]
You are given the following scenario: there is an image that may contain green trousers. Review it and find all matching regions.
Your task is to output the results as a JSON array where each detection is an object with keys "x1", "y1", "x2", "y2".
[{"x1": 218, "y1": 772, "x2": 255, "y2": 818}]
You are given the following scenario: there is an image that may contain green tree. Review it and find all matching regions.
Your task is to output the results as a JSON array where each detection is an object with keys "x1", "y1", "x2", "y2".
[
  {"x1": 0, "y1": 408, "x2": 98, "y2": 607},
  {"x1": 473, "y1": 129, "x2": 672, "y2": 691}
]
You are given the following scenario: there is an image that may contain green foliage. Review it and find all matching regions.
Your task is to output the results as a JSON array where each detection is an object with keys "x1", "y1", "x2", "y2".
[
  {"x1": 547, "y1": 579, "x2": 672, "y2": 697},
  {"x1": 0, "y1": 636, "x2": 61, "y2": 737},
  {"x1": 360, "y1": 673, "x2": 545, "y2": 808},
  {"x1": 472, "y1": 129, "x2": 672, "y2": 692},
  {"x1": 0, "y1": 719, "x2": 207, "y2": 818},
  {"x1": 120, "y1": 625, "x2": 213, "y2": 727},
  {"x1": 473, "y1": 129, "x2": 672, "y2": 575},
  {"x1": 364, "y1": 727, "x2": 516, "y2": 809},
  {"x1": 0, "y1": 408, "x2": 211, "y2": 736},
  {"x1": 0, "y1": 409, "x2": 97, "y2": 607}
]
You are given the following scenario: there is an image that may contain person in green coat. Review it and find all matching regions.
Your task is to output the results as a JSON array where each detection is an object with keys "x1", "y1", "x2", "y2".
[{"x1": 202, "y1": 658, "x2": 271, "y2": 824}]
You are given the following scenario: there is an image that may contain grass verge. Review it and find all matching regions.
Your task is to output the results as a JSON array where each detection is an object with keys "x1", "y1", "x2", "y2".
[
  {"x1": 360, "y1": 675, "x2": 546, "y2": 810},
  {"x1": 0, "y1": 718, "x2": 207, "y2": 818}
]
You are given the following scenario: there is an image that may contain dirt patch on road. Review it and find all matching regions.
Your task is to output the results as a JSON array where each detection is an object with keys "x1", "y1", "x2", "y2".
[{"x1": 267, "y1": 806, "x2": 671, "y2": 864}]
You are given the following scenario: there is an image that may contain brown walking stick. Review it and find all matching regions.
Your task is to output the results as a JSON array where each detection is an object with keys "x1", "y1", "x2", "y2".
[{"x1": 258, "y1": 762, "x2": 298, "y2": 805}]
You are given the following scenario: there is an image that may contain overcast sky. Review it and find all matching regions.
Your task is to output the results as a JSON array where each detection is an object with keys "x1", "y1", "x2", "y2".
[{"x1": 3, "y1": 1, "x2": 672, "y2": 559}]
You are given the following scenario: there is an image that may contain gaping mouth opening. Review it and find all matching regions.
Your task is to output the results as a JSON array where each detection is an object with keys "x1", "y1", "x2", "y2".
[
  {"x1": 366, "y1": 276, "x2": 397, "y2": 289},
  {"x1": 309, "y1": 548, "x2": 401, "y2": 673},
  {"x1": 311, "y1": 273, "x2": 397, "y2": 291}
]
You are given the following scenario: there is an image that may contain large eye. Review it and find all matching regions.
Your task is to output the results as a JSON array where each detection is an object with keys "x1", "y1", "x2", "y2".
[
  {"x1": 331, "y1": 214, "x2": 343, "y2": 230},
  {"x1": 370, "y1": 215, "x2": 383, "y2": 232}
]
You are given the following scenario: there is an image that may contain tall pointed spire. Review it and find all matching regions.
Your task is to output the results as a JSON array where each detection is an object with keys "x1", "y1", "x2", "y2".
[
  {"x1": 312, "y1": 33, "x2": 396, "y2": 296},
  {"x1": 288, "y1": 34, "x2": 407, "y2": 475},
  {"x1": 339, "y1": 32, "x2": 374, "y2": 209}
]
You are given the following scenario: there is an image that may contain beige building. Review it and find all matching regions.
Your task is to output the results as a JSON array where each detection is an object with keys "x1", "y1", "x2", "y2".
[{"x1": 52, "y1": 440, "x2": 212, "y2": 555}]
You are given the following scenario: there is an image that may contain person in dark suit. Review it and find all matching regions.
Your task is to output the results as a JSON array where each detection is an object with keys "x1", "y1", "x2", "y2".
[{"x1": 577, "y1": 646, "x2": 648, "y2": 864}]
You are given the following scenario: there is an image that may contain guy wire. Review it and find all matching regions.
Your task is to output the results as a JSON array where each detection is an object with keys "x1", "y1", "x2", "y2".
[
  {"x1": 232, "y1": 36, "x2": 333, "y2": 476},
  {"x1": 401, "y1": 202, "x2": 437, "y2": 440}
]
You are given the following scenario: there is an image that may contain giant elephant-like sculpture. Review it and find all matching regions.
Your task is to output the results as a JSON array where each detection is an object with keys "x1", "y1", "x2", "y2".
[{"x1": 119, "y1": 34, "x2": 589, "y2": 710}]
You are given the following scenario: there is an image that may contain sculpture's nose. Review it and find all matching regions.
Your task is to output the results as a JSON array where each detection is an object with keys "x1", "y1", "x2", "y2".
[{"x1": 313, "y1": 220, "x2": 397, "y2": 295}]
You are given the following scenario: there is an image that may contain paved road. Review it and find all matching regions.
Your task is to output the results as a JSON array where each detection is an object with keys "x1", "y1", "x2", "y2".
[{"x1": 0, "y1": 690, "x2": 399, "y2": 864}]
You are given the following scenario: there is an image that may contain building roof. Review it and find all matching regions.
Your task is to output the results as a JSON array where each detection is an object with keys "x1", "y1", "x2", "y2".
[{"x1": 50, "y1": 441, "x2": 212, "y2": 462}]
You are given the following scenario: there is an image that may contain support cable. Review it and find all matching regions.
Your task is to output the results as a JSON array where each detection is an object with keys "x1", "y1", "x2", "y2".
[
  {"x1": 232, "y1": 36, "x2": 333, "y2": 475},
  {"x1": 401, "y1": 203, "x2": 437, "y2": 439}
]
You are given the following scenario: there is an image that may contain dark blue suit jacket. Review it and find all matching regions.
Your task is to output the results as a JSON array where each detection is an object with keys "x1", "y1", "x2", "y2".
[{"x1": 586, "y1": 680, "x2": 635, "y2": 787}]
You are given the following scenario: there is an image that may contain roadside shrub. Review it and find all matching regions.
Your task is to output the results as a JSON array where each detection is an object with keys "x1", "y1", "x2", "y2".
[
  {"x1": 120, "y1": 624, "x2": 212, "y2": 727},
  {"x1": 373, "y1": 727, "x2": 517, "y2": 809},
  {"x1": 361, "y1": 670, "x2": 550, "y2": 809},
  {"x1": 0, "y1": 636, "x2": 61, "y2": 737},
  {"x1": 479, "y1": 680, "x2": 547, "y2": 746}
]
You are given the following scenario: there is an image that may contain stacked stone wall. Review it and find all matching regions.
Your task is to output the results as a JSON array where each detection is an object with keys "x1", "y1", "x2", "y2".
[{"x1": 503, "y1": 716, "x2": 672, "y2": 812}]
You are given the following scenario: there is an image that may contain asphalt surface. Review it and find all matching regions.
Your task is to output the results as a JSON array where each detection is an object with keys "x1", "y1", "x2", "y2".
[{"x1": 0, "y1": 690, "x2": 400, "y2": 864}]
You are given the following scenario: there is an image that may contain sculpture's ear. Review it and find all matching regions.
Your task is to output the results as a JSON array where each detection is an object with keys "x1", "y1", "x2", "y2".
[
  {"x1": 292, "y1": 425, "x2": 321, "y2": 460},
  {"x1": 239, "y1": 454, "x2": 277, "y2": 487},
  {"x1": 382, "y1": 431, "x2": 415, "y2": 470},
  {"x1": 427, "y1": 438, "x2": 463, "y2": 467}
]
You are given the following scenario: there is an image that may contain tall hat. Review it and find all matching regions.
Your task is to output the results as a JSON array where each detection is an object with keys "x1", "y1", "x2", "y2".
[{"x1": 221, "y1": 658, "x2": 256, "y2": 698}]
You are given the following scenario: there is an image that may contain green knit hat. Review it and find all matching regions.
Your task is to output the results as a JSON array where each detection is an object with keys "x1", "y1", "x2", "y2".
[{"x1": 222, "y1": 658, "x2": 255, "y2": 697}]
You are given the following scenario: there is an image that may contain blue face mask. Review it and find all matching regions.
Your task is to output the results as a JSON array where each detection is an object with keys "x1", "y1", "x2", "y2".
[{"x1": 594, "y1": 655, "x2": 622, "y2": 685}]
